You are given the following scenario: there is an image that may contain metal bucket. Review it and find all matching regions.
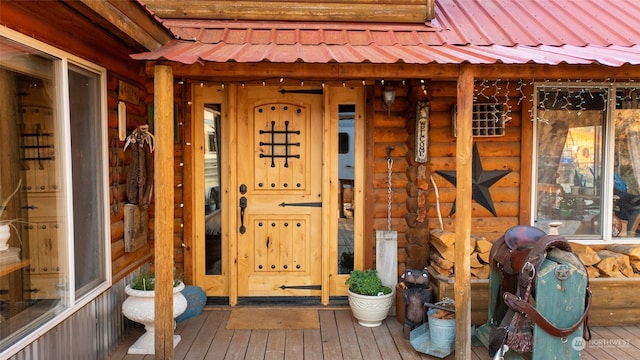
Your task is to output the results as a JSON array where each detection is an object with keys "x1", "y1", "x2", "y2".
[{"x1": 427, "y1": 309, "x2": 456, "y2": 349}]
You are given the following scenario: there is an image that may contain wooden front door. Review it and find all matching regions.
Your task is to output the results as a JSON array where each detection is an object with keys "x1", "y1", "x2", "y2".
[{"x1": 236, "y1": 86, "x2": 323, "y2": 297}]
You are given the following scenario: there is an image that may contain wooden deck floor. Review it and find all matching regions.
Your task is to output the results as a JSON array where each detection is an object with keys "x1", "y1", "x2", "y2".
[{"x1": 107, "y1": 308, "x2": 640, "y2": 360}]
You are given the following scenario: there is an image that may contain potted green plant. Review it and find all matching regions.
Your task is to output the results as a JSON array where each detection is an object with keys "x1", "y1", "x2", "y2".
[
  {"x1": 345, "y1": 269, "x2": 394, "y2": 327},
  {"x1": 122, "y1": 269, "x2": 187, "y2": 355}
]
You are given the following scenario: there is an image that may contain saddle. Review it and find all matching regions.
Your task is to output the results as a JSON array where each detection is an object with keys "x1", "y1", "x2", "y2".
[{"x1": 488, "y1": 226, "x2": 592, "y2": 356}]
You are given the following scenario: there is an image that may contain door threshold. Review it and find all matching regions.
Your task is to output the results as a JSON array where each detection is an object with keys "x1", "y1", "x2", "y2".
[
  {"x1": 237, "y1": 296, "x2": 321, "y2": 306},
  {"x1": 205, "y1": 296, "x2": 349, "y2": 308}
]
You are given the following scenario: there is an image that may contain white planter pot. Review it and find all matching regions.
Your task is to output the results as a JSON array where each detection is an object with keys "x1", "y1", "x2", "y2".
[
  {"x1": 122, "y1": 281, "x2": 188, "y2": 355},
  {"x1": 0, "y1": 223, "x2": 11, "y2": 251},
  {"x1": 347, "y1": 288, "x2": 394, "y2": 327}
]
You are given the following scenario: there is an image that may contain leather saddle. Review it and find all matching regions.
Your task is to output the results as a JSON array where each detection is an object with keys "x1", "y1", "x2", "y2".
[
  {"x1": 488, "y1": 226, "x2": 592, "y2": 356},
  {"x1": 490, "y1": 225, "x2": 546, "y2": 276}
]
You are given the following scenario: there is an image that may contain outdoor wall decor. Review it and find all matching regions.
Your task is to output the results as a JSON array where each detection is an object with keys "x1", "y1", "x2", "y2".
[
  {"x1": 415, "y1": 102, "x2": 429, "y2": 163},
  {"x1": 436, "y1": 143, "x2": 511, "y2": 217}
]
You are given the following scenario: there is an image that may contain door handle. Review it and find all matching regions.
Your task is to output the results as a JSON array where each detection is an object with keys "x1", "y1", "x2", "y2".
[{"x1": 239, "y1": 196, "x2": 247, "y2": 234}]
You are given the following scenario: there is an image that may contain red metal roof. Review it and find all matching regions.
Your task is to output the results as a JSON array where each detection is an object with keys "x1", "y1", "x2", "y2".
[{"x1": 132, "y1": 0, "x2": 640, "y2": 66}]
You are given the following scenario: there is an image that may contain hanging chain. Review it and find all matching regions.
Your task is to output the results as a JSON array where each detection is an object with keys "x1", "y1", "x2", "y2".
[{"x1": 387, "y1": 157, "x2": 393, "y2": 232}]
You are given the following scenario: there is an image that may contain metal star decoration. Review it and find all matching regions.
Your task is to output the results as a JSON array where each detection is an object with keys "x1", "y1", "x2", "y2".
[{"x1": 436, "y1": 143, "x2": 511, "y2": 217}]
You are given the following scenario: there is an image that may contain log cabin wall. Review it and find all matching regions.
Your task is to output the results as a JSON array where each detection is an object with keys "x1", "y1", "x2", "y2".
[
  {"x1": 402, "y1": 83, "x2": 434, "y2": 274},
  {"x1": 368, "y1": 79, "x2": 527, "y2": 277},
  {"x1": 365, "y1": 85, "x2": 410, "y2": 270},
  {"x1": 0, "y1": 1, "x2": 154, "y2": 282},
  {"x1": 0, "y1": 2, "x2": 164, "y2": 357},
  {"x1": 108, "y1": 74, "x2": 153, "y2": 281},
  {"x1": 427, "y1": 80, "x2": 524, "y2": 240},
  {"x1": 137, "y1": 76, "x2": 187, "y2": 281},
  {"x1": 362, "y1": 79, "x2": 525, "y2": 274}
]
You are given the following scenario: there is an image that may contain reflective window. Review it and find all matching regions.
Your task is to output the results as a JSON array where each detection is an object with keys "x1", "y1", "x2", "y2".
[
  {"x1": 338, "y1": 104, "x2": 355, "y2": 274},
  {"x1": 613, "y1": 89, "x2": 640, "y2": 238},
  {"x1": 204, "y1": 105, "x2": 222, "y2": 275},
  {"x1": 534, "y1": 84, "x2": 640, "y2": 239},
  {"x1": 0, "y1": 34, "x2": 108, "y2": 352}
]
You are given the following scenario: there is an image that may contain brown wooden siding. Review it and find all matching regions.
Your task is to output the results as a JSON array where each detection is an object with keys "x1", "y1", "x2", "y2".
[
  {"x1": 107, "y1": 74, "x2": 154, "y2": 281},
  {"x1": 0, "y1": 1, "x2": 155, "y2": 282},
  {"x1": 364, "y1": 80, "x2": 530, "y2": 274},
  {"x1": 427, "y1": 80, "x2": 524, "y2": 242},
  {"x1": 365, "y1": 80, "x2": 531, "y2": 273},
  {"x1": 365, "y1": 85, "x2": 411, "y2": 270}
]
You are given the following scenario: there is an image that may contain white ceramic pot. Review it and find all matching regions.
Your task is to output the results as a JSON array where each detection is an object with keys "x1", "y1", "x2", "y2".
[
  {"x1": 122, "y1": 281, "x2": 188, "y2": 355},
  {"x1": 0, "y1": 223, "x2": 11, "y2": 251},
  {"x1": 347, "y1": 288, "x2": 394, "y2": 327}
]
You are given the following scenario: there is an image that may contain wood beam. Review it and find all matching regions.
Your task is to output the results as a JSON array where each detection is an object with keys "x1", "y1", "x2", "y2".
[
  {"x1": 519, "y1": 81, "x2": 535, "y2": 224},
  {"x1": 454, "y1": 64, "x2": 474, "y2": 360},
  {"x1": 78, "y1": 0, "x2": 172, "y2": 50},
  {"x1": 0, "y1": 2, "x2": 145, "y2": 81},
  {"x1": 141, "y1": 0, "x2": 431, "y2": 23},
  {"x1": 146, "y1": 62, "x2": 640, "y2": 82},
  {"x1": 65, "y1": 0, "x2": 172, "y2": 50},
  {"x1": 154, "y1": 65, "x2": 175, "y2": 359}
]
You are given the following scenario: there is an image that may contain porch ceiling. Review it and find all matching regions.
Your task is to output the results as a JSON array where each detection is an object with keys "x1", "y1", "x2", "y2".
[{"x1": 132, "y1": 0, "x2": 640, "y2": 67}]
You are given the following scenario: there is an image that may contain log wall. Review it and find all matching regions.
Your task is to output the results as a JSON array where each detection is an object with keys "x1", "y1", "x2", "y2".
[
  {"x1": 0, "y1": 1, "x2": 155, "y2": 282},
  {"x1": 365, "y1": 85, "x2": 411, "y2": 270},
  {"x1": 108, "y1": 74, "x2": 153, "y2": 281},
  {"x1": 367, "y1": 80, "x2": 527, "y2": 274},
  {"x1": 427, "y1": 80, "x2": 524, "y2": 241}
]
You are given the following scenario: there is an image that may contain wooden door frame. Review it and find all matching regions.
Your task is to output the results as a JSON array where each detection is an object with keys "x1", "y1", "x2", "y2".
[
  {"x1": 188, "y1": 83, "x2": 365, "y2": 305},
  {"x1": 325, "y1": 86, "x2": 366, "y2": 298},
  {"x1": 190, "y1": 83, "x2": 233, "y2": 300}
]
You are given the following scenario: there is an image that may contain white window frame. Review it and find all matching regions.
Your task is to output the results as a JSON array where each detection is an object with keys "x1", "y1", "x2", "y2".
[
  {"x1": 0, "y1": 25, "x2": 112, "y2": 357},
  {"x1": 531, "y1": 81, "x2": 640, "y2": 245}
]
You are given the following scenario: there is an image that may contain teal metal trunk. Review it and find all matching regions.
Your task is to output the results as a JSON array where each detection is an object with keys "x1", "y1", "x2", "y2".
[{"x1": 475, "y1": 248, "x2": 588, "y2": 360}]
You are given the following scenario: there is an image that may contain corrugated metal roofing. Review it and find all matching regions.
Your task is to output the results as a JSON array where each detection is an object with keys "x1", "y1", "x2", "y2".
[{"x1": 132, "y1": 0, "x2": 640, "y2": 66}]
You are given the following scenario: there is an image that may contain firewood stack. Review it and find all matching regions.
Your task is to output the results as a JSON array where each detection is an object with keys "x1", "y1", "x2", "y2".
[
  {"x1": 572, "y1": 243, "x2": 640, "y2": 278},
  {"x1": 429, "y1": 229, "x2": 492, "y2": 280},
  {"x1": 429, "y1": 230, "x2": 640, "y2": 279}
]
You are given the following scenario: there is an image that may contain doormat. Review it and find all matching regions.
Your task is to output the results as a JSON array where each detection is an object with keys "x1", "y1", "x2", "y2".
[{"x1": 226, "y1": 308, "x2": 319, "y2": 330}]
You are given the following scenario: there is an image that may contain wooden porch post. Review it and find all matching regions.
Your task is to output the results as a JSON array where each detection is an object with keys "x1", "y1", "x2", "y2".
[
  {"x1": 454, "y1": 64, "x2": 474, "y2": 359},
  {"x1": 154, "y1": 64, "x2": 175, "y2": 359}
]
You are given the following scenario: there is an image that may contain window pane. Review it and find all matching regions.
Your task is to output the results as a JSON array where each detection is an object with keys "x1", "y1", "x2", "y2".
[
  {"x1": 69, "y1": 65, "x2": 106, "y2": 296},
  {"x1": 338, "y1": 104, "x2": 355, "y2": 274},
  {"x1": 613, "y1": 89, "x2": 640, "y2": 238},
  {"x1": 0, "y1": 37, "x2": 66, "y2": 351},
  {"x1": 535, "y1": 87, "x2": 606, "y2": 236},
  {"x1": 204, "y1": 105, "x2": 222, "y2": 275}
]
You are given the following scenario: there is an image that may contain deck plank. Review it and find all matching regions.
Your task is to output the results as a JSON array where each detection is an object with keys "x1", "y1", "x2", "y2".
[
  {"x1": 204, "y1": 311, "x2": 234, "y2": 360},
  {"x1": 224, "y1": 329, "x2": 251, "y2": 360},
  {"x1": 185, "y1": 310, "x2": 227, "y2": 360},
  {"x1": 284, "y1": 329, "x2": 304, "y2": 360},
  {"x1": 385, "y1": 317, "x2": 430, "y2": 360},
  {"x1": 352, "y1": 317, "x2": 383, "y2": 360},
  {"x1": 244, "y1": 330, "x2": 269, "y2": 359},
  {"x1": 302, "y1": 328, "x2": 323, "y2": 360},
  {"x1": 606, "y1": 325, "x2": 640, "y2": 351},
  {"x1": 106, "y1": 310, "x2": 639, "y2": 360},
  {"x1": 588, "y1": 327, "x2": 636, "y2": 359},
  {"x1": 334, "y1": 310, "x2": 364, "y2": 360},
  {"x1": 174, "y1": 310, "x2": 210, "y2": 359},
  {"x1": 371, "y1": 321, "x2": 402, "y2": 360},
  {"x1": 319, "y1": 310, "x2": 343, "y2": 359},
  {"x1": 264, "y1": 329, "x2": 286, "y2": 360}
]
